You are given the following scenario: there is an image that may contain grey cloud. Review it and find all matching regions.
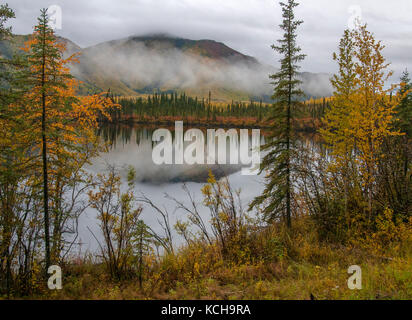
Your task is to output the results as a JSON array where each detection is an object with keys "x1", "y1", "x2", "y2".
[{"x1": 6, "y1": 0, "x2": 412, "y2": 81}]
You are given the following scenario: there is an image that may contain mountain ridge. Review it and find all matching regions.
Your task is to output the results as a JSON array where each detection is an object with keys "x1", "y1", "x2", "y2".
[{"x1": 0, "y1": 33, "x2": 333, "y2": 101}]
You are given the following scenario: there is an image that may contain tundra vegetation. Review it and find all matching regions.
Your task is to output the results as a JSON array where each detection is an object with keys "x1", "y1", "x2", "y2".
[{"x1": 0, "y1": 1, "x2": 411, "y2": 300}]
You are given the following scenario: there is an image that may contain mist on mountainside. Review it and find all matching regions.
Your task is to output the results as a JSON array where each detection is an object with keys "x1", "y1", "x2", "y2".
[
  {"x1": 0, "y1": 33, "x2": 333, "y2": 100},
  {"x1": 69, "y1": 34, "x2": 333, "y2": 100}
]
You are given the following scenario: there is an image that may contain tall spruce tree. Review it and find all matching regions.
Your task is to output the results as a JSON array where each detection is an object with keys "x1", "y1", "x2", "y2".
[
  {"x1": 398, "y1": 70, "x2": 412, "y2": 137},
  {"x1": 396, "y1": 70, "x2": 412, "y2": 207},
  {"x1": 250, "y1": 0, "x2": 305, "y2": 227}
]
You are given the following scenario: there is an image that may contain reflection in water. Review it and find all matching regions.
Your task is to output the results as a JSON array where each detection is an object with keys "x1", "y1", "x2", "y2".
[{"x1": 96, "y1": 124, "x2": 266, "y2": 184}]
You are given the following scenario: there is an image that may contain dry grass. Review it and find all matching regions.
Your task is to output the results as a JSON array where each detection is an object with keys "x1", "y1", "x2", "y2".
[{"x1": 31, "y1": 217, "x2": 412, "y2": 300}]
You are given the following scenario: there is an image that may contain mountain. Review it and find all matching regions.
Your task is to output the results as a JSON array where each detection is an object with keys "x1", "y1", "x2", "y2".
[
  {"x1": 71, "y1": 33, "x2": 271, "y2": 100},
  {"x1": 0, "y1": 33, "x2": 333, "y2": 101},
  {"x1": 124, "y1": 33, "x2": 259, "y2": 64},
  {"x1": 0, "y1": 34, "x2": 26, "y2": 59},
  {"x1": 0, "y1": 34, "x2": 81, "y2": 59}
]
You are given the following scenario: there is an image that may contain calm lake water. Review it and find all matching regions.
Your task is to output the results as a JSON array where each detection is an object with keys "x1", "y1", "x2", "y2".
[{"x1": 78, "y1": 123, "x2": 267, "y2": 252}]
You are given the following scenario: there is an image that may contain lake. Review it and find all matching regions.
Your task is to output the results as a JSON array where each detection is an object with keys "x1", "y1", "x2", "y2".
[{"x1": 78, "y1": 123, "x2": 267, "y2": 252}]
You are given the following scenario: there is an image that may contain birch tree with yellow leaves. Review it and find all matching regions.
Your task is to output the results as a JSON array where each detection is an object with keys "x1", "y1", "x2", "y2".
[
  {"x1": 320, "y1": 29, "x2": 358, "y2": 218},
  {"x1": 351, "y1": 25, "x2": 404, "y2": 221},
  {"x1": 322, "y1": 25, "x2": 407, "y2": 230}
]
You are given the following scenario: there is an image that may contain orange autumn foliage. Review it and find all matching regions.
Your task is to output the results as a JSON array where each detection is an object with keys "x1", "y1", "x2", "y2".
[{"x1": 20, "y1": 15, "x2": 120, "y2": 261}]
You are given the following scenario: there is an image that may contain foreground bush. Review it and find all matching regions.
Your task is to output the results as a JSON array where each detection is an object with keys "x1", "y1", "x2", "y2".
[{"x1": 27, "y1": 214, "x2": 411, "y2": 300}]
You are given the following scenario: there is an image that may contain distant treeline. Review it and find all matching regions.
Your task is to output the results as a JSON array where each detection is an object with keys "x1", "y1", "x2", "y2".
[{"x1": 107, "y1": 92, "x2": 331, "y2": 126}]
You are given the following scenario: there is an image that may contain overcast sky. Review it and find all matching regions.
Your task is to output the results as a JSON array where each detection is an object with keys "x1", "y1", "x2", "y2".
[{"x1": 6, "y1": 0, "x2": 412, "y2": 79}]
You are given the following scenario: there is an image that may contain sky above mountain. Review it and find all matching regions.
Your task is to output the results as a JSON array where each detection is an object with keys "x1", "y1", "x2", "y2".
[{"x1": 7, "y1": 0, "x2": 412, "y2": 80}]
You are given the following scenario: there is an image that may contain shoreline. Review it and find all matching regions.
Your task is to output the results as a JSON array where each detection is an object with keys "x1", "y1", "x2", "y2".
[{"x1": 100, "y1": 117, "x2": 320, "y2": 133}]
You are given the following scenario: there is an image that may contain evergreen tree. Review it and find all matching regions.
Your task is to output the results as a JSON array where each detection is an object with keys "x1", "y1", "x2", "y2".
[
  {"x1": 390, "y1": 70, "x2": 412, "y2": 215},
  {"x1": 398, "y1": 70, "x2": 412, "y2": 137},
  {"x1": 250, "y1": 0, "x2": 305, "y2": 227},
  {"x1": 0, "y1": 3, "x2": 14, "y2": 39}
]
